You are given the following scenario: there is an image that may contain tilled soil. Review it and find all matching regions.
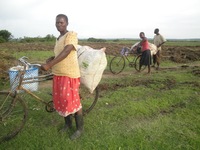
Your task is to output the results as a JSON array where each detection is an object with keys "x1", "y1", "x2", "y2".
[
  {"x1": 83, "y1": 42, "x2": 200, "y2": 63},
  {"x1": 0, "y1": 42, "x2": 200, "y2": 80}
]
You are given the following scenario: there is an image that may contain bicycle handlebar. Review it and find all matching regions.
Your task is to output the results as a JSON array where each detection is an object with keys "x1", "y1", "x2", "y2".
[{"x1": 18, "y1": 56, "x2": 41, "y2": 68}]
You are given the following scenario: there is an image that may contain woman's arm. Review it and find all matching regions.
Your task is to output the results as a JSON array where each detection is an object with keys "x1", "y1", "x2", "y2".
[
  {"x1": 41, "y1": 44, "x2": 74, "y2": 71},
  {"x1": 46, "y1": 56, "x2": 55, "y2": 63}
]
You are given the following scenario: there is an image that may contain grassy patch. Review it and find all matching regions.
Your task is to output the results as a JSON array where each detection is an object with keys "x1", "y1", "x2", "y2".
[
  {"x1": 0, "y1": 45, "x2": 200, "y2": 149},
  {"x1": 12, "y1": 51, "x2": 53, "y2": 62}
]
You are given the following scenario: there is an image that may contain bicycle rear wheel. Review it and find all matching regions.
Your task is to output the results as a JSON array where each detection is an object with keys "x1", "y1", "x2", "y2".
[
  {"x1": 0, "y1": 91, "x2": 28, "y2": 143},
  {"x1": 134, "y1": 54, "x2": 146, "y2": 71},
  {"x1": 79, "y1": 85, "x2": 99, "y2": 116},
  {"x1": 110, "y1": 56, "x2": 126, "y2": 74}
]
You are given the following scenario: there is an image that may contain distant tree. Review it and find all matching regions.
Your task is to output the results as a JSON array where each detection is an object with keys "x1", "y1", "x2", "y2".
[
  {"x1": 87, "y1": 37, "x2": 106, "y2": 42},
  {"x1": 0, "y1": 36, "x2": 6, "y2": 43},
  {"x1": 113, "y1": 39, "x2": 120, "y2": 42},
  {"x1": 0, "y1": 30, "x2": 12, "y2": 42},
  {"x1": 87, "y1": 37, "x2": 96, "y2": 42},
  {"x1": 44, "y1": 34, "x2": 56, "y2": 41}
]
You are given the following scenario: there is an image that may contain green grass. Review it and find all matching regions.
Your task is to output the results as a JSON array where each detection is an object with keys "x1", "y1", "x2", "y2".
[
  {"x1": 1, "y1": 46, "x2": 200, "y2": 149},
  {"x1": 12, "y1": 51, "x2": 54, "y2": 63}
]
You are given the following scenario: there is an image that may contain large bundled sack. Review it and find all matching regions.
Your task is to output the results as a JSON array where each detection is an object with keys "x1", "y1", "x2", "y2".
[
  {"x1": 131, "y1": 42, "x2": 158, "y2": 56},
  {"x1": 148, "y1": 42, "x2": 158, "y2": 55},
  {"x1": 77, "y1": 45, "x2": 107, "y2": 93}
]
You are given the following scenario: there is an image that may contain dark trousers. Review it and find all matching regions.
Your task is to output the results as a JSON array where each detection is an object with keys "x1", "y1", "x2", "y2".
[{"x1": 153, "y1": 50, "x2": 160, "y2": 66}]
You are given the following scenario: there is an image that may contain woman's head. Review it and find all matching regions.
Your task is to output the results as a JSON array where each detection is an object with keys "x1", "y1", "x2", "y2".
[
  {"x1": 55, "y1": 14, "x2": 68, "y2": 33},
  {"x1": 139, "y1": 32, "x2": 145, "y2": 38}
]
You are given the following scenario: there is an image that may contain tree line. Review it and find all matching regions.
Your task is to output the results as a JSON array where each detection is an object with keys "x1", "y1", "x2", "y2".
[
  {"x1": 0, "y1": 30, "x2": 110, "y2": 43},
  {"x1": 0, "y1": 30, "x2": 56, "y2": 43}
]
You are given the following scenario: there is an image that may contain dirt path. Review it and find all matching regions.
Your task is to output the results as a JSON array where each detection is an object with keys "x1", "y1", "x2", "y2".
[{"x1": 103, "y1": 63, "x2": 200, "y2": 80}]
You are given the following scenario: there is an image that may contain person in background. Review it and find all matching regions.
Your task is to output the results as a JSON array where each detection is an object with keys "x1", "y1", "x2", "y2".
[
  {"x1": 41, "y1": 14, "x2": 83, "y2": 140},
  {"x1": 153, "y1": 28, "x2": 166, "y2": 69},
  {"x1": 136, "y1": 32, "x2": 152, "y2": 74}
]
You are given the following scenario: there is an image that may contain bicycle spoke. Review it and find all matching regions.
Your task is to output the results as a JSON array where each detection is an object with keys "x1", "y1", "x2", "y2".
[
  {"x1": 110, "y1": 56, "x2": 125, "y2": 74},
  {"x1": 134, "y1": 55, "x2": 146, "y2": 71},
  {"x1": 79, "y1": 85, "x2": 99, "y2": 115},
  {"x1": 0, "y1": 92, "x2": 27, "y2": 143}
]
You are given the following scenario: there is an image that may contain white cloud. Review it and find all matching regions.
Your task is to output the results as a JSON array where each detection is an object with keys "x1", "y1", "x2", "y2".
[{"x1": 0, "y1": 0, "x2": 200, "y2": 39}]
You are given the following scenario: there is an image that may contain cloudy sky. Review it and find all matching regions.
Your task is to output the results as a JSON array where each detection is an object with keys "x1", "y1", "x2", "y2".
[{"x1": 0, "y1": 0, "x2": 200, "y2": 39}]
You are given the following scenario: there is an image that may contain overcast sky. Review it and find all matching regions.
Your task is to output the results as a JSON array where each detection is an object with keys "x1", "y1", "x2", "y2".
[{"x1": 0, "y1": 0, "x2": 200, "y2": 39}]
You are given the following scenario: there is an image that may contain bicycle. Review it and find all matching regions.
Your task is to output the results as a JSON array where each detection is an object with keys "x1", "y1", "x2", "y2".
[
  {"x1": 0, "y1": 56, "x2": 99, "y2": 143},
  {"x1": 109, "y1": 47, "x2": 146, "y2": 74}
]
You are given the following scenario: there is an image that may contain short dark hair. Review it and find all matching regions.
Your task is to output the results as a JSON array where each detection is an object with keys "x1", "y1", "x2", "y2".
[
  {"x1": 140, "y1": 32, "x2": 145, "y2": 36},
  {"x1": 155, "y1": 28, "x2": 159, "y2": 32},
  {"x1": 56, "y1": 14, "x2": 68, "y2": 23}
]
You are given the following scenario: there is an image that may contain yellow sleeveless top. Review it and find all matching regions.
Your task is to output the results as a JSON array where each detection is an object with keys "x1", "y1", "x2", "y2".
[{"x1": 52, "y1": 31, "x2": 80, "y2": 78}]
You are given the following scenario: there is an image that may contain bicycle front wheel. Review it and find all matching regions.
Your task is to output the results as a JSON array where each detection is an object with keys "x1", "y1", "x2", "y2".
[
  {"x1": 110, "y1": 56, "x2": 126, "y2": 74},
  {"x1": 0, "y1": 91, "x2": 28, "y2": 143},
  {"x1": 79, "y1": 85, "x2": 99, "y2": 116},
  {"x1": 134, "y1": 54, "x2": 146, "y2": 71}
]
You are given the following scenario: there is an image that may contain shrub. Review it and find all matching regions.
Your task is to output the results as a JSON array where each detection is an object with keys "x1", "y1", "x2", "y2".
[
  {"x1": 0, "y1": 36, "x2": 6, "y2": 43},
  {"x1": 87, "y1": 37, "x2": 107, "y2": 42},
  {"x1": 0, "y1": 30, "x2": 12, "y2": 42}
]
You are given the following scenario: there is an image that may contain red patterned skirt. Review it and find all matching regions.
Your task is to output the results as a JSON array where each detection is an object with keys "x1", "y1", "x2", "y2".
[{"x1": 53, "y1": 76, "x2": 82, "y2": 117}]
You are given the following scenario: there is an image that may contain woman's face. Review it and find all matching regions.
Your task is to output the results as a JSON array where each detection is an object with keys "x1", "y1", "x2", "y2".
[
  {"x1": 139, "y1": 33, "x2": 143, "y2": 38},
  {"x1": 55, "y1": 17, "x2": 68, "y2": 33}
]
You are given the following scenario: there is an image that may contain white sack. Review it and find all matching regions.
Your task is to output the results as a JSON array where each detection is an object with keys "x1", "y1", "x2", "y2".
[
  {"x1": 131, "y1": 42, "x2": 158, "y2": 56},
  {"x1": 77, "y1": 45, "x2": 107, "y2": 93},
  {"x1": 148, "y1": 42, "x2": 158, "y2": 55}
]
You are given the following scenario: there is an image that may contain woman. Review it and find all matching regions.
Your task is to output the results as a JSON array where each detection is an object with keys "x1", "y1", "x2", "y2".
[
  {"x1": 136, "y1": 32, "x2": 151, "y2": 74},
  {"x1": 41, "y1": 14, "x2": 83, "y2": 140}
]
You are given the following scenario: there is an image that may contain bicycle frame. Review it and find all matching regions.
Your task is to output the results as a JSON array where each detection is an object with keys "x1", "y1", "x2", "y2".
[
  {"x1": 15, "y1": 70, "x2": 53, "y2": 107},
  {"x1": 0, "y1": 56, "x2": 99, "y2": 143},
  {"x1": 120, "y1": 47, "x2": 137, "y2": 62},
  {"x1": 8, "y1": 57, "x2": 54, "y2": 111},
  {"x1": 8, "y1": 56, "x2": 99, "y2": 114},
  {"x1": 109, "y1": 47, "x2": 145, "y2": 74},
  {"x1": 0, "y1": 64, "x2": 53, "y2": 143}
]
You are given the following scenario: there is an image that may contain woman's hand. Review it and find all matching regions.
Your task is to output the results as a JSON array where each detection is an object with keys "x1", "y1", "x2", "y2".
[
  {"x1": 46, "y1": 56, "x2": 55, "y2": 63},
  {"x1": 41, "y1": 64, "x2": 51, "y2": 71}
]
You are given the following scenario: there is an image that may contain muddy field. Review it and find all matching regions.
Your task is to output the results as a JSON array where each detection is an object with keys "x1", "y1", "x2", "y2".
[
  {"x1": 83, "y1": 42, "x2": 200, "y2": 63},
  {"x1": 1, "y1": 42, "x2": 200, "y2": 61},
  {"x1": 0, "y1": 42, "x2": 200, "y2": 80}
]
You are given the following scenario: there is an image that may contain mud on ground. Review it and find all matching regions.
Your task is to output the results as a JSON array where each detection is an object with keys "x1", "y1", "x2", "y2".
[
  {"x1": 83, "y1": 42, "x2": 200, "y2": 63},
  {"x1": 0, "y1": 42, "x2": 200, "y2": 80}
]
